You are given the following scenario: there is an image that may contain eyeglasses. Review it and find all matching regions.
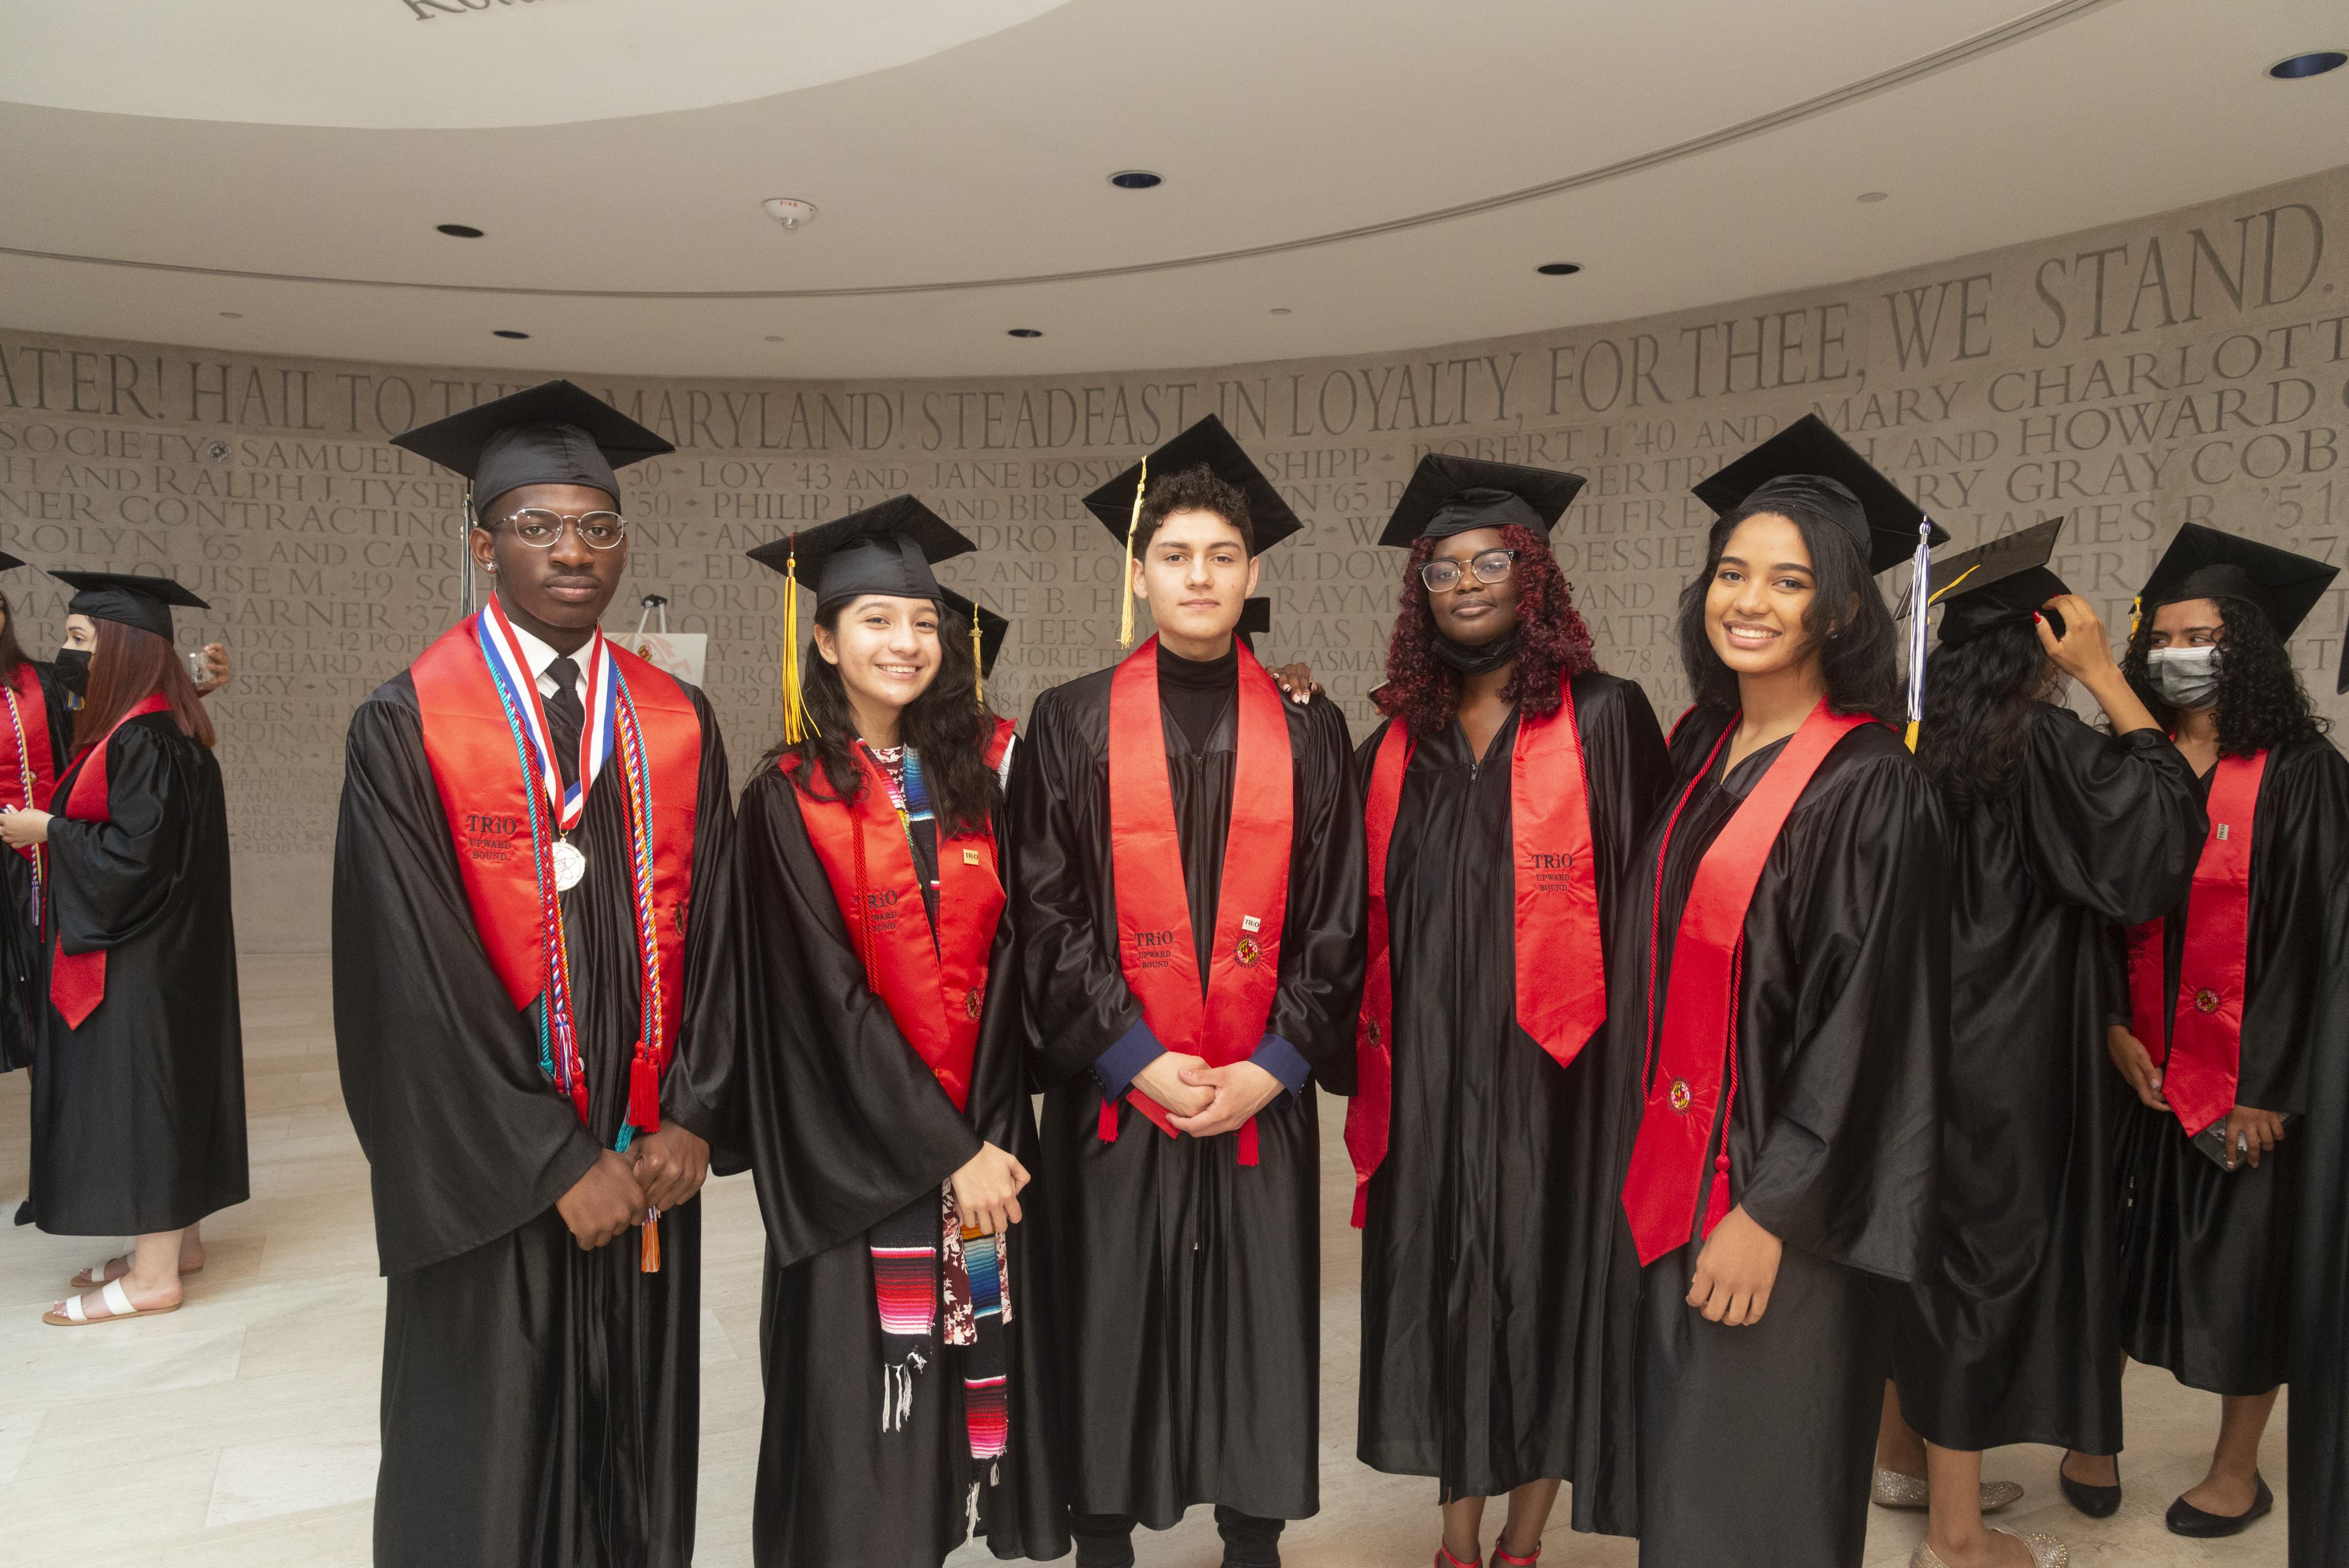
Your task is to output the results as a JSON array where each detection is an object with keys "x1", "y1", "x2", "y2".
[
  {"x1": 502, "y1": 509, "x2": 627, "y2": 549},
  {"x1": 1419, "y1": 548, "x2": 1518, "y2": 592}
]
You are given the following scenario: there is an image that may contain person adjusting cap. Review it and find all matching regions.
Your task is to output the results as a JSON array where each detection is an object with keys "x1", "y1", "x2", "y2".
[
  {"x1": 1378, "y1": 454, "x2": 1585, "y2": 547},
  {"x1": 388, "y1": 379, "x2": 673, "y2": 517},
  {"x1": 47, "y1": 570, "x2": 209, "y2": 641},
  {"x1": 1922, "y1": 517, "x2": 2070, "y2": 646}
]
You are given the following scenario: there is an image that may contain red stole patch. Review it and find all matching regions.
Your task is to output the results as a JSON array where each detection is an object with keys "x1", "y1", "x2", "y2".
[
  {"x1": 2127, "y1": 750, "x2": 2265, "y2": 1137},
  {"x1": 410, "y1": 616, "x2": 701, "y2": 1116},
  {"x1": 787, "y1": 747, "x2": 1004, "y2": 1114},
  {"x1": 1345, "y1": 678, "x2": 1605, "y2": 1226},
  {"x1": 1621, "y1": 701, "x2": 1871, "y2": 1265},
  {"x1": 48, "y1": 692, "x2": 171, "y2": 1029},
  {"x1": 1103, "y1": 636, "x2": 1294, "y2": 1165}
]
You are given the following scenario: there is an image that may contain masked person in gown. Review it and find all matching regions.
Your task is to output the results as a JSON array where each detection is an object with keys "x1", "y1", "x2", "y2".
[
  {"x1": 1872, "y1": 521, "x2": 2201, "y2": 1568},
  {"x1": 333, "y1": 382, "x2": 742, "y2": 1568},
  {"x1": 1345, "y1": 457, "x2": 1669, "y2": 1568},
  {"x1": 735, "y1": 504, "x2": 1067, "y2": 1567},
  {"x1": 1585, "y1": 416, "x2": 1949, "y2": 1568},
  {"x1": 2290, "y1": 841, "x2": 2349, "y2": 1567},
  {"x1": 1014, "y1": 417, "x2": 1366, "y2": 1568},
  {"x1": 2094, "y1": 524, "x2": 2349, "y2": 1541},
  {"x1": 0, "y1": 571, "x2": 246, "y2": 1325}
]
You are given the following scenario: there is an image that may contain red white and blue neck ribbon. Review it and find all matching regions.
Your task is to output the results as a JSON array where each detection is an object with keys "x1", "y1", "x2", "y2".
[{"x1": 477, "y1": 594, "x2": 616, "y2": 830}]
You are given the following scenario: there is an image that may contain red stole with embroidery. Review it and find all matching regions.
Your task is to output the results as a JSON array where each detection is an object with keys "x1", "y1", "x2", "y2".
[
  {"x1": 787, "y1": 746, "x2": 1004, "y2": 1114},
  {"x1": 1103, "y1": 636, "x2": 1293, "y2": 1165},
  {"x1": 1345, "y1": 677, "x2": 1605, "y2": 1226},
  {"x1": 48, "y1": 691, "x2": 171, "y2": 1029},
  {"x1": 409, "y1": 615, "x2": 700, "y2": 1127},
  {"x1": 1622, "y1": 701, "x2": 1870, "y2": 1265},
  {"x1": 2128, "y1": 751, "x2": 2265, "y2": 1137}
]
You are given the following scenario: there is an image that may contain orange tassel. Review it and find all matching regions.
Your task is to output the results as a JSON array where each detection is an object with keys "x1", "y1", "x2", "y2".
[{"x1": 640, "y1": 1212, "x2": 661, "y2": 1273}]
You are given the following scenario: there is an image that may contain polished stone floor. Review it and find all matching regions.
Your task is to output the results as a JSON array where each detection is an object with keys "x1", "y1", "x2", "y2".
[{"x1": 0, "y1": 955, "x2": 2288, "y2": 1566}]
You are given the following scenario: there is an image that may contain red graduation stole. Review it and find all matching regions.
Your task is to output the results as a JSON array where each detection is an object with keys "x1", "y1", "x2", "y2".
[
  {"x1": 2126, "y1": 750, "x2": 2265, "y2": 1137},
  {"x1": 982, "y1": 714, "x2": 1014, "y2": 775},
  {"x1": 410, "y1": 615, "x2": 700, "y2": 1129},
  {"x1": 787, "y1": 743, "x2": 1005, "y2": 1114},
  {"x1": 1345, "y1": 677, "x2": 1605, "y2": 1227},
  {"x1": 1622, "y1": 701, "x2": 1870, "y2": 1265},
  {"x1": 1102, "y1": 635, "x2": 1293, "y2": 1165},
  {"x1": 2, "y1": 661, "x2": 57, "y2": 929},
  {"x1": 48, "y1": 691, "x2": 171, "y2": 1030}
]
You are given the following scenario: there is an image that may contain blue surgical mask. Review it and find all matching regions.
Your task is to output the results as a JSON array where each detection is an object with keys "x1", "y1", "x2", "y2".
[{"x1": 2147, "y1": 645, "x2": 2221, "y2": 710}]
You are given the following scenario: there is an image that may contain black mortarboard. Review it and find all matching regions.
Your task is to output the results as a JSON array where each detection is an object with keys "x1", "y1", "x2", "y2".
[
  {"x1": 50, "y1": 570, "x2": 209, "y2": 640},
  {"x1": 937, "y1": 587, "x2": 1009, "y2": 678},
  {"x1": 744, "y1": 496, "x2": 976, "y2": 612},
  {"x1": 388, "y1": 379, "x2": 673, "y2": 517},
  {"x1": 1691, "y1": 413, "x2": 1948, "y2": 575},
  {"x1": 1378, "y1": 455, "x2": 1586, "y2": 547},
  {"x1": 1237, "y1": 596, "x2": 1271, "y2": 651},
  {"x1": 1080, "y1": 415, "x2": 1304, "y2": 553},
  {"x1": 2139, "y1": 523, "x2": 2336, "y2": 643},
  {"x1": 1924, "y1": 518, "x2": 2069, "y2": 646},
  {"x1": 0, "y1": 553, "x2": 25, "y2": 573}
]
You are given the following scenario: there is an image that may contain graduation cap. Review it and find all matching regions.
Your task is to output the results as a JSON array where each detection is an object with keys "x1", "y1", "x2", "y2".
[
  {"x1": 936, "y1": 585, "x2": 1009, "y2": 709},
  {"x1": 744, "y1": 496, "x2": 977, "y2": 742},
  {"x1": 2137, "y1": 523, "x2": 2336, "y2": 648},
  {"x1": 388, "y1": 379, "x2": 673, "y2": 517},
  {"x1": 1378, "y1": 455, "x2": 1586, "y2": 547},
  {"x1": 49, "y1": 570, "x2": 209, "y2": 640},
  {"x1": 0, "y1": 552, "x2": 25, "y2": 574},
  {"x1": 1237, "y1": 596, "x2": 1271, "y2": 652},
  {"x1": 1691, "y1": 413, "x2": 1948, "y2": 575},
  {"x1": 1922, "y1": 518, "x2": 2070, "y2": 647},
  {"x1": 1080, "y1": 417, "x2": 1302, "y2": 646}
]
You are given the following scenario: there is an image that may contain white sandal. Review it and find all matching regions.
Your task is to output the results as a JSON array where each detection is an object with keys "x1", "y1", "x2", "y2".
[
  {"x1": 71, "y1": 1252, "x2": 202, "y2": 1288},
  {"x1": 43, "y1": 1277, "x2": 182, "y2": 1327}
]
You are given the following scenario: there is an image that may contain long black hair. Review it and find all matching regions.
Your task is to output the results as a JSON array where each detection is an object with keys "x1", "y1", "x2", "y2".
[
  {"x1": 1675, "y1": 484, "x2": 1902, "y2": 721},
  {"x1": 2121, "y1": 593, "x2": 2327, "y2": 756},
  {"x1": 764, "y1": 596, "x2": 1003, "y2": 835},
  {"x1": 0, "y1": 591, "x2": 30, "y2": 674},
  {"x1": 1917, "y1": 618, "x2": 2058, "y2": 814}
]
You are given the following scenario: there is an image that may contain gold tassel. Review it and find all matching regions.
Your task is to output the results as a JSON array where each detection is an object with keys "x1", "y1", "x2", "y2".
[
  {"x1": 2129, "y1": 593, "x2": 2142, "y2": 640},
  {"x1": 1117, "y1": 456, "x2": 1147, "y2": 647},
  {"x1": 1904, "y1": 719, "x2": 1920, "y2": 752},
  {"x1": 1926, "y1": 563, "x2": 1979, "y2": 607},
  {"x1": 780, "y1": 537, "x2": 819, "y2": 743},
  {"x1": 971, "y1": 602, "x2": 985, "y2": 708}
]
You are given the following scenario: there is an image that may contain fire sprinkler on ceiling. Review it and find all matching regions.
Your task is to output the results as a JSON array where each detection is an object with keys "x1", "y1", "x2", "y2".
[{"x1": 762, "y1": 198, "x2": 820, "y2": 231}]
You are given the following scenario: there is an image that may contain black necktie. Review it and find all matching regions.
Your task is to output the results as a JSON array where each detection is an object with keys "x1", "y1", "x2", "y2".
[{"x1": 544, "y1": 656, "x2": 584, "y2": 789}]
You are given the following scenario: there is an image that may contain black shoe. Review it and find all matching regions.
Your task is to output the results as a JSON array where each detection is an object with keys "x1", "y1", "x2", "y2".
[
  {"x1": 11, "y1": 1199, "x2": 33, "y2": 1227},
  {"x1": 2059, "y1": 1453, "x2": 2121, "y2": 1519},
  {"x1": 2166, "y1": 1473, "x2": 2273, "y2": 1537}
]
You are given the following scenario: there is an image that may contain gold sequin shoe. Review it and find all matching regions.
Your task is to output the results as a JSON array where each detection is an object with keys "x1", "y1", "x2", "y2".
[
  {"x1": 1872, "y1": 1468, "x2": 2026, "y2": 1512},
  {"x1": 1909, "y1": 1531, "x2": 2069, "y2": 1568}
]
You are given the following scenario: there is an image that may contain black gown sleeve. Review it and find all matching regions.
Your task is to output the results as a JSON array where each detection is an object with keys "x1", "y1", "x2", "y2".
[
  {"x1": 2016, "y1": 707, "x2": 2203, "y2": 926},
  {"x1": 48, "y1": 721, "x2": 195, "y2": 956},
  {"x1": 2238, "y1": 740, "x2": 2349, "y2": 1114},
  {"x1": 1577, "y1": 673, "x2": 1673, "y2": 893},
  {"x1": 738, "y1": 767, "x2": 984, "y2": 1270},
  {"x1": 1266, "y1": 695, "x2": 1367, "y2": 1091},
  {"x1": 647, "y1": 689, "x2": 747, "y2": 1173},
  {"x1": 1735, "y1": 741, "x2": 1950, "y2": 1280},
  {"x1": 330, "y1": 684, "x2": 603, "y2": 1277}
]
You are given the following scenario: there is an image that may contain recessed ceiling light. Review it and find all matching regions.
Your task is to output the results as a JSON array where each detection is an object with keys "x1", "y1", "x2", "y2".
[
  {"x1": 218, "y1": 311, "x2": 243, "y2": 319},
  {"x1": 761, "y1": 197, "x2": 819, "y2": 230},
  {"x1": 436, "y1": 223, "x2": 485, "y2": 239},
  {"x1": 1110, "y1": 170, "x2": 1163, "y2": 190},
  {"x1": 2269, "y1": 50, "x2": 2347, "y2": 79},
  {"x1": 1269, "y1": 307, "x2": 1293, "y2": 316},
  {"x1": 1536, "y1": 262, "x2": 1582, "y2": 276},
  {"x1": 493, "y1": 329, "x2": 530, "y2": 340},
  {"x1": 1857, "y1": 190, "x2": 1890, "y2": 203},
  {"x1": 763, "y1": 334, "x2": 787, "y2": 343},
  {"x1": 1007, "y1": 328, "x2": 1043, "y2": 338}
]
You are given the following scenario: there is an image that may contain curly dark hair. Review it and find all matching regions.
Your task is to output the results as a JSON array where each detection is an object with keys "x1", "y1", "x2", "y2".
[
  {"x1": 1134, "y1": 463, "x2": 1254, "y2": 555},
  {"x1": 1372, "y1": 524, "x2": 1595, "y2": 738},
  {"x1": 762, "y1": 598, "x2": 1003, "y2": 835},
  {"x1": 2121, "y1": 592, "x2": 2328, "y2": 756},
  {"x1": 1675, "y1": 489, "x2": 1902, "y2": 721},
  {"x1": 1917, "y1": 618, "x2": 2059, "y2": 814}
]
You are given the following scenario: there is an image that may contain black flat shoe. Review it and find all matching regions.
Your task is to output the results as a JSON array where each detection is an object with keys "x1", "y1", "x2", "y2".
[
  {"x1": 2167, "y1": 1473, "x2": 2273, "y2": 1537},
  {"x1": 2058, "y1": 1454, "x2": 2121, "y2": 1519}
]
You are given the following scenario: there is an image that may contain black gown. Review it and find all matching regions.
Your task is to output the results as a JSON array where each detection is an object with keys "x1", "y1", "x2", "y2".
[
  {"x1": 738, "y1": 746, "x2": 1068, "y2": 1567},
  {"x1": 1892, "y1": 709, "x2": 2202, "y2": 1454},
  {"x1": 332, "y1": 669, "x2": 740, "y2": 1568},
  {"x1": 1353, "y1": 674, "x2": 1669, "y2": 1501},
  {"x1": 1586, "y1": 709, "x2": 1946, "y2": 1566},
  {"x1": 2112, "y1": 735, "x2": 2349, "y2": 1396},
  {"x1": 2290, "y1": 873, "x2": 2349, "y2": 1566},
  {"x1": 32, "y1": 708, "x2": 247, "y2": 1234},
  {"x1": 1, "y1": 660, "x2": 72, "y2": 1072},
  {"x1": 1010, "y1": 653, "x2": 1366, "y2": 1530}
]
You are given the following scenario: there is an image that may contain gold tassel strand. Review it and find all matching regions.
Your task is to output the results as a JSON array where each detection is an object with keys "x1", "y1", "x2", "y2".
[
  {"x1": 780, "y1": 536, "x2": 819, "y2": 743},
  {"x1": 971, "y1": 602, "x2": 985, "y2": 708},
  {"x1": 1117, "y1": 455, "x2": 1147, "y2": 648}
]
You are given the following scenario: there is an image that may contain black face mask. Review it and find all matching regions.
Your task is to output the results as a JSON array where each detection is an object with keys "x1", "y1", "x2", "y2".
[
  {"x1": 1431, "y1": 629, "x2": 1519, "y2": 677},
  {"x1": 53, "y1": 648, "x2": 91, "y2": 697}
]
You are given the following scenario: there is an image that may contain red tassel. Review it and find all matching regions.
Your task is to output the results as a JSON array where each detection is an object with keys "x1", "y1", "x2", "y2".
[
  {"x1": 1351, "y1": 1180, "x2": 1370, "y2": 1230},
  {"x1": 1702, "y1": 1152, "x2": 1733, "y2": 1237},
  {"x1": 1097, "y1": 1095, "x2": 1121, "y2": 1143},
  {"x1": 629, "y1": 1051, "x2": 660, "y2": 1132},
  {"x1": 640, "y1": 1214, "x2": 661, "y2": 1273}
]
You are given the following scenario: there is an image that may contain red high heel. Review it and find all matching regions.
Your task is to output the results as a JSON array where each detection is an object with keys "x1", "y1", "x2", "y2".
[
  {"x1": 1434, "y1": 1547, "x2": 1477, "y2": 1568},
  {"x1": 1490, "y1": 1546, "x2": 1541, "y2": 1567}
]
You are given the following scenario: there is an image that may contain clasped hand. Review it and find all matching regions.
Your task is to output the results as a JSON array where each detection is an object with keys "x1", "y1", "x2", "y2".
[
  {"x1": 0, "y1": 807, "x2": 50, "y2": 849},
  {"x1": 1154, "y1": 1055, "x2": 1283, "y2": 1139},
  {"x1": 951, "y1": 1140, "x2": 1031, "y2": 1235},
  {"x1": 1685, "y1": 1204, "x2": 1782, "y2": 1327}
]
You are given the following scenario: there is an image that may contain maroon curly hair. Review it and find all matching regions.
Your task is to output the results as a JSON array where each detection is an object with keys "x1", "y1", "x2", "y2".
[{"x1": 1373, "y1": 522, "x2": 1597, "y2": 738}]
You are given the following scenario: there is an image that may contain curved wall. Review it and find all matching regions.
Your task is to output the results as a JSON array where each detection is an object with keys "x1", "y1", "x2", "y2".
[{"x1": 5, "y1": 165, "x2": 2346, "y2": 951}]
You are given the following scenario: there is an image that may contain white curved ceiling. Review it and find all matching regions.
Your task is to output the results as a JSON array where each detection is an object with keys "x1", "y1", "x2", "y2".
[{"x1": 1, "y1": 0, "x2": 2344, "y2": 379}]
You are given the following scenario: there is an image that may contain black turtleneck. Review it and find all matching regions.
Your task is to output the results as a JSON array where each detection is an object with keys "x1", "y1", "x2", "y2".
[{"x1": 1157, "y1": 638, "x2": 1237, "y2": 754}]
